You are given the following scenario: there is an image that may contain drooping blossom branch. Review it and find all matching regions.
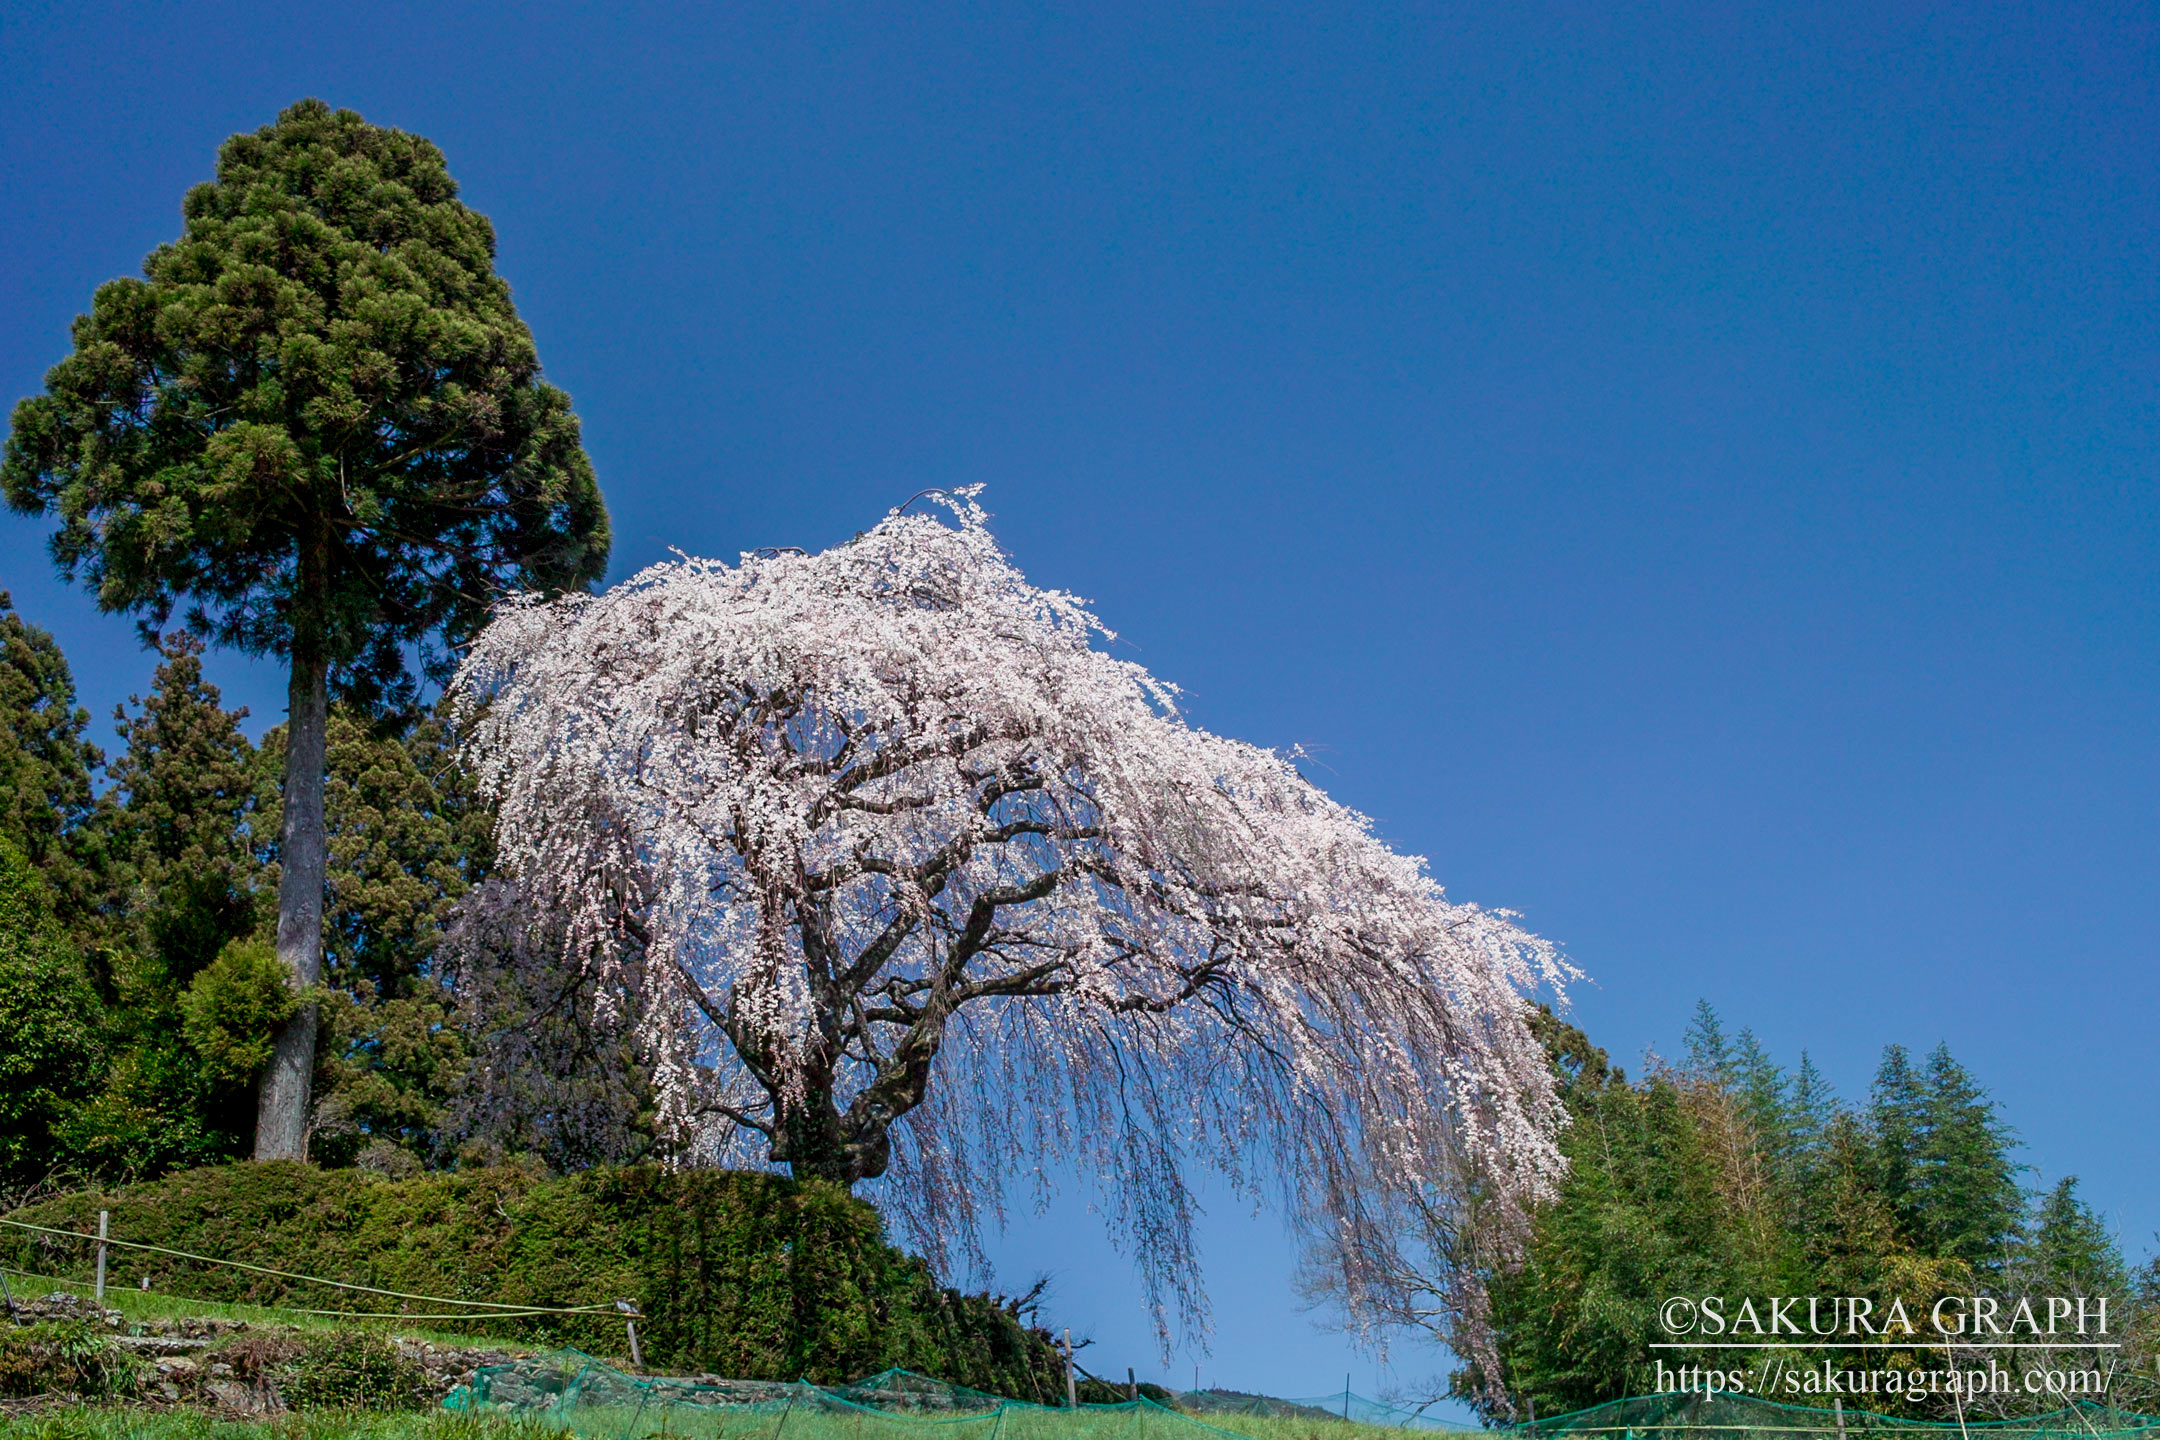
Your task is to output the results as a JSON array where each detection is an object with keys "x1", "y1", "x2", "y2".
[{"x1": 450, "y1": 488, "x2": 1573, "y2": 1351}]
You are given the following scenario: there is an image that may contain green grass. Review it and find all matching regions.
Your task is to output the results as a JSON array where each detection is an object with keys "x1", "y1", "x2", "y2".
[
  {"x1": 0, "y1": 1274, "x2": 1454, "y2": 1440},
  {"x1": 0, "y1": 1415, "x2": 1444, "y2": 1440},
  {"x1": 1199, "y1": 1418, "x2": 1474, "y2": 1440},
  {"x1": 0, "y1": 1398, "x2": 1458, "y2": 1440},
  {"x1": 0, "y1": 1412, "x2": 556, "y2": 1440},
  {"x1": 433, "y1": 1398, "x2": 1460, "y2": 1440},
  {"x1": 0, "y1": 1270, "x2": 547, "y2": 1355}
]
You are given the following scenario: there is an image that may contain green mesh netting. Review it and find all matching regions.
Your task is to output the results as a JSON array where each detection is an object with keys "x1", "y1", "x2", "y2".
[
  {"x1": 445, "y1": 1353, "x2": 1434, "y2": 1440},
  {"x1": 446, "y1": 1355, "x2": 2160, "y2": 1440}
]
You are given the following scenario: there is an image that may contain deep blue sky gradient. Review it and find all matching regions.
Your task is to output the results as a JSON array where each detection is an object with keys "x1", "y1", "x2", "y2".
[{"x1": 4, "y1": 1, "x2": 2156, "y2": 1408}]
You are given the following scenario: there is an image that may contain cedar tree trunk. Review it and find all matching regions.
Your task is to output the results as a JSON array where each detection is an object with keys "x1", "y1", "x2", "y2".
[{"x1": 254, "y1": 530, "x2": 331, "y2": 1160}]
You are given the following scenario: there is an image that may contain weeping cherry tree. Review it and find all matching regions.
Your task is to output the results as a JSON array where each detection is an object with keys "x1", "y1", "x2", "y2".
[{"x1": 450, "y1": 490, "x2": 1572, "y2": 1357}]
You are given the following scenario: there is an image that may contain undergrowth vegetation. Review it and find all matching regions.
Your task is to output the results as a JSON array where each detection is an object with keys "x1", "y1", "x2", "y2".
[
  {"x1": 279, "y1": 1334, "x2": 428, "y2": 1412},
  {"x1": 4, "y1": 1163, "x2": 1067, "y2": 1397},
  {"x1": 0, "y1": 1410, "x2": 1440, "y2": 1440},
  {"x1": 0, "y1": 1322, "x2": 135, "y2": 1399},
  {"x1": 0, "y1": 1413, "x2": 553, "y2": 1440}
]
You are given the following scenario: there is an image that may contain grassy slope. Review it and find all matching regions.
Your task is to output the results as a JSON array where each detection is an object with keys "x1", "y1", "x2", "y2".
[
  {"x1": 3, "y1": 1267, "x2": 517, "y2": 1353},
  {"x1": 0, "y1": 1411, "x2": 1460, "y2": 1440},
  {"x1": 3, "y1": 1164, "x2": 1064, "y2": 1394},
  {"x1": 0, "y1": 1414, "x2": 548, "y2": 1440}
]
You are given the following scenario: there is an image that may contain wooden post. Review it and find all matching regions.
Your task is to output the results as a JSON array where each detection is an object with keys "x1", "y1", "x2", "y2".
[
  {"x1": 94, "y1": 1211, "x2": 108, "y2": 1302},
  {"x1": 1527, "y1": 1398, "x2": 1538, "y2": 1437},
  {"x1": 1064, "y1": 1330, "x2": 1077, "y2": 1408},
  {"x1": 1344, "y1": 1375, "x2": 1351, "y2": 1420},
  {"x1": 1835, "y1": 1398, "x2": 1846, "y2": 1440}
]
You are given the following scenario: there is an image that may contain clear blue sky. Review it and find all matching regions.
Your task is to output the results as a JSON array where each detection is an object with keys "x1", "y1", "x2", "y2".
[{"x1": 4, "y1": 0, "x2": 2155, "y2": 1410}]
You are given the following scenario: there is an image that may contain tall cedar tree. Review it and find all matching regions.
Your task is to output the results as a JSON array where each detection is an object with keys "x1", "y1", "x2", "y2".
[
  {"x1": 1913, "y1": 1043, "x2": 2024, "y2": 1273},
  {"x1": 1, "y1": 100, "x2": 610, "y2": 1158},
  {"x1": 2023, "y1": 1177, "x2": 2126, "y2": 1296},
  {"x1": 0, "y1": 593, "x2": 103, "y2": 916},
  {"x1": 1870, "y1": 1043, "x2": 1927, "y2": 1234},
  {"x1": 253, "y1": 708, "x2": 492, "y2": 1166}
]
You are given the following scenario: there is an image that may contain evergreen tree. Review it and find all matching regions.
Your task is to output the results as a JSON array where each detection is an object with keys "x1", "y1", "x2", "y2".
[
  {"x1": 1683, "y1": 998, "x2": 1737, "y2": 1087},
  {"x1": 1470, "y1": 1012, "x2": 2127, "y2": 1422},
  {"x1": 253, "y1": 708, "x2": 491, "y2": 1164},
  {"x1": 3, "y1": 100, "x2": 610, "y2": 1158},
  {"x1": 1478, "y1": 1065, "x2": 1727, "y2": 1419},
  {"x1": 1477, "y1": 1011, "x2": 1811, "y2": 1422},
  {"x1": 1788, "y1": 1051, "x2": 1837, "y2": 1158},
  {"x1": 2023, "y1": 1176, "x2": 2126, "y2": 1296},
  {"x1": 0, "y1": 839, "x2": 103, "y2": 1184},
  {"x1": 438, "y1": 875, "x2": 655, "y2": 1172},
  {"x1": 1731, "y1": 1027, "x2": 1794, "y2": 1164},
  {"x1": 104, "y1": 634, "x2": 261, "y2": 981},
  {"x1": 1802, "y1": 1111, "x2": 1904, "y2": 1299},
  {"x1": 1871, "y1": 1043, "x2": 1927, "y2": 1238},
  {"x1": 254, "y1": 709, "x2": 488, "y2": 999},
  {"x1": 1912, "y1": 1044, "x2": 2022, "y2": 1273},
  {"x1": 0, "y1": 593, "x2": 103, "y2": 915},
  {"x1": 67, "y1": 639, "x2": 264, "y2": 1176}
]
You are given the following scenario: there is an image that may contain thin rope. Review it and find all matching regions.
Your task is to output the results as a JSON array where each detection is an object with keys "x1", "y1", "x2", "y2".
[{"x1": 0, "y1": 1216, "x2": 615, "y2": 1317}]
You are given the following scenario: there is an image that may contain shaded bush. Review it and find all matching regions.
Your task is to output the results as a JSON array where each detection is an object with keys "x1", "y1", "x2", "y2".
[{"x1": 4, "y1": 1162, "x2": 1067, "y2": 1398}]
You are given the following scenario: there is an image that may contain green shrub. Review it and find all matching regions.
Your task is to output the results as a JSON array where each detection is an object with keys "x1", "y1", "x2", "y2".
[
  {"x1": 180, "y1": 937, "x2": 299, "y2": 1084},
  {"x1": 0, "y1": 1321, "x2": 135, "y2": 1399},
  {"x1": 0, "y1": 839, "x2": 102, "y2": 1182},
  {"x1": 4, "y1": 1162, "x2": 1067, "y2": 1398},
  {"x1": 280, "y1": 1331, "x2": 426, "y2": 1411},
  {"x1": 0, "y1": 1410, "x2": 548, "y2": 1440}
]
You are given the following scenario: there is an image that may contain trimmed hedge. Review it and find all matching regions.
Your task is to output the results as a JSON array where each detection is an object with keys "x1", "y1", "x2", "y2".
[{"x1": 3, "y1": 1163, "x2": 1067, "y2": 1398}]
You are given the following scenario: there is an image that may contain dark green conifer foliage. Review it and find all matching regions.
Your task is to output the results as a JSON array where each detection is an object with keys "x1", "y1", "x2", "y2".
[
  {"x1": 255, "y1": 708, "x2": 491, "y2": 1165},
  {"x1": 1870, "y1": 1043, "x2": 1927, "y2": 1236},
  {"x1": 1802, "y1": 1111, "x2": 1904, "y2": 1299},
  {"x1": 1471, "y1": 1011, "x2": 1806, "y2": 1421},
  {"x1": 105, "y1": 634, "x2": 260, "y2": 982},
  {"x1": 1683, "y1": 998, "x2": 1736, "y2": 1087},
  {"x1": 66, "y1": 636, "x2": 265, "y2": 1176},
  {"x1": 0, "y1": 594, "x2": 103, "y2": 913},
  {"x1": 1, "y1": 99, "x2": 610, "y2": 1159},
  {"x1": 1788, "y1": 1052, "x2": 1836, "y2": 1158},
  {"x1": 2024, "y1": 1176, "x2": 2126, "y2": 1297},
  {"x1": 0, "y1": 840, "x2": 103, "y2": 1182},
  {"x1": 1470, "y1": 1013, "x2": 2124, "y2": 1426},
  {"x1": 1912, "y1": 1043, "x2": 2023, "y2": 1273},
  {"x1": 254, "y1": 710, "x2": 490, "y2": 1001},
  {"x1": 1731, "y1": 1027, "x2": 1793, "y2": 1164}
]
